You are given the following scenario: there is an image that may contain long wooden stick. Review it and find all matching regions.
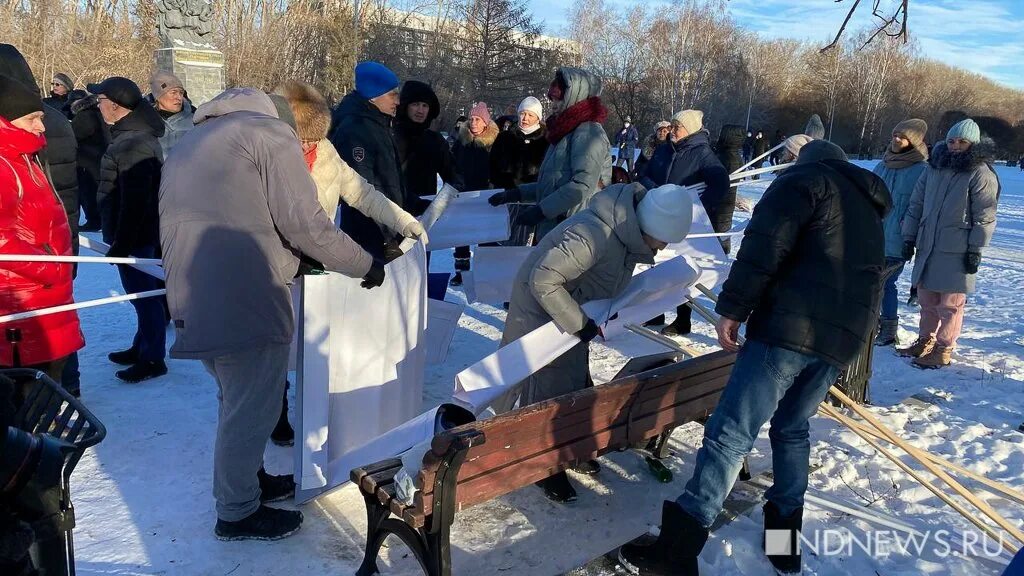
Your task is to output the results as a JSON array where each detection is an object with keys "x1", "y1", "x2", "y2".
[
  {"x1": 624, "y1": 324, "x2": 699, "y2": 358},
  {"x1": 820, "y1": 409, "x2": 1024, "y2": 507},
  {"x1": 818, "y1": 404, "x2": 1018, "y2": 554},
  {"x1": 829, "y1": 387, "x2": 1024, "y2": 549}
]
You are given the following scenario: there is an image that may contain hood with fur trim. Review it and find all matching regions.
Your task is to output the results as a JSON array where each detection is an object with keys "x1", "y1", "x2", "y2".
[
  {"x1": 273, "y1": 80, "x2": 331, "y2": 142},
  {"x1": 929, "y1": 138, "x2": 997, "y2": 172},
  {"x1": 458, "y1": 119, "x2": 500, "y2": 148}
]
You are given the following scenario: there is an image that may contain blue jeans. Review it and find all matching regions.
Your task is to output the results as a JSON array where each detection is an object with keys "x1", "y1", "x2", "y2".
[
  {"x1": 677, "y1": 340, "x2": 840, "y2": 527},
  {"x1": 116, "y1": 245, "x2": 166, "y2": 362},
  {"x1": 880, "y1": 258, "x2": 906, "y2": 320}
]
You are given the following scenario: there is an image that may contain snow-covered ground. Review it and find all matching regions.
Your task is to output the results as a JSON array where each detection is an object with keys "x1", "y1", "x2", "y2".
[{"x1": 67, "y1": 163, "x2": 1023, "y2": 575}]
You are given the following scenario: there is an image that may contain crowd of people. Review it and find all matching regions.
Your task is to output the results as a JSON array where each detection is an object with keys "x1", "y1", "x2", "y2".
[{"x1": 0, "y1": 41, "x2": 1002, "y2": 575}]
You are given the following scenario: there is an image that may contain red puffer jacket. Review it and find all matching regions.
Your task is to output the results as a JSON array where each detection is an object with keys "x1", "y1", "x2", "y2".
[{"x1": 0, "y1": 116, "x2": 84, "y2": 366}]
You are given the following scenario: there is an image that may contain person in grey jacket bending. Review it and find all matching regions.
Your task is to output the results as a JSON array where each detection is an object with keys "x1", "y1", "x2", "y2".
[
  {"x1": 159, "y1": 88, "x2": 380, "y2": 542},
  {"x1": 488, "y1": 67, "x2": 612, "y2": 243},
  {"x1": 498, "y1": 183, "x2": 692, "y2": 503},
  {"x1": 898, "y1": 119, "x2": 999, "y2": 369}
]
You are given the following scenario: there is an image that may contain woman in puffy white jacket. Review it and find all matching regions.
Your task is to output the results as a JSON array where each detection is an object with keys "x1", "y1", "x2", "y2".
[{"x1": 266, "y1": 80, "x2": 428, "y2": 446}]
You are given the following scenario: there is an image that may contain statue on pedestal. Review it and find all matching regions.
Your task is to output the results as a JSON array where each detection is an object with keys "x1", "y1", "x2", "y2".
[{"x1": 157, "y1": 0, "x2": 215, "y2": 48}]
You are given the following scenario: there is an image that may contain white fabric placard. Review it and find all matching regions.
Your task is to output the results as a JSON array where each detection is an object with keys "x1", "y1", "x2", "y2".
[
  {"x1": 423, "y1": 189, "x2": 511, "y2": 250},
  {"x1": 467, "y1": 246, "x2": 534, "y2": 304},
  {"x1": 295, "y1": 240, "x2": 428, "y2": 502},
  {"x1": 425, "y1": 298, "x2": 464, "y2": 365},
  {"x1": 452, "y1": 256, "x2": 699, "y2": 414}
]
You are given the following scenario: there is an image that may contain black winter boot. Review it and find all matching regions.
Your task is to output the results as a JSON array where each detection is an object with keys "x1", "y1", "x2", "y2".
[
  {"x1": 258, "y1": 467, "x2": 296, "y2": 503},
  {"x1": 570, "y1": 459, "x2": 601, "y2": 476},
  {"x1": 115, "y1": 360, "x2": 167, "y2": 383},
  {"x1": 874, "y1": 318, "x2": 899, "y2": 347},
  {"x1": 763, "y1": 501, "x2": 803, "y2": 575},
  {"x1": 108, "y1": 346, "x2": 139, "y2": 366},
  {"x1": 271, "y1": 383, "x2": 294, "y2": 447},
  {"x1": 535, "y1": 471, "x2": 577, "y2": 503},
  {"x1": 618, "y1": 500, "x2": 708, "y2": 575},
  {"x1": 214, "y1": 505, "x2": 303, "y2": 541}
]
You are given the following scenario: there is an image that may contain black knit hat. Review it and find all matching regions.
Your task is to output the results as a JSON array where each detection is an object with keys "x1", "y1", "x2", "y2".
[
  {"x1": 0, "y1": 74, "x2": 43, "y2": 121},
  {"x1": 87, "y1": 77, "x2": 142, "y2": 110}
]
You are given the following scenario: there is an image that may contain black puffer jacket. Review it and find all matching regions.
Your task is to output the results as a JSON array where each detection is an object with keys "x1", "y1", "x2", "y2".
[
  {"x1": 329, "y1": 90, "x2": 409, "y2": 257},
  {"x1": 0, "y1": 44, "x2": 80, "y2": 257},
  {"x1": 97, "y1": 102, "x2": 164, "y2": 255},
  {"x1": 489, "y1": 124, "x2": 549, "y2": 189},
  {"x1": 395, "y1": 81, "x2": 463, "y2": 212},
  {"x1": 713, "y1": 124, "x2": 745, "y2": 235},
  {"x1": 639, "y1": 130, "x2": 729, "y2": 223},
  {"x1": 716, "y1": 157, "x2": 892, "y2": 368}
]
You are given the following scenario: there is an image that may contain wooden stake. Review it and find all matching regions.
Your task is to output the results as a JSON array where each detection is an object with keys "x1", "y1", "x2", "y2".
[
  {"x1": 829, "y1": 387, "x2": 1024, "y2": 550},
  {"x1": 819, "y1": 404, "x2": 1019, "y2": 554}
]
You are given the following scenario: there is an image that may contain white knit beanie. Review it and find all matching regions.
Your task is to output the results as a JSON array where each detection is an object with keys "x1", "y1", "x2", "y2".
[
  {"x1": 637, "y1": 185, "x2": 694, "y2": 244},
  {"x1": 518, "y1": 96, "x2": 543, "y2": 120},
  {"x1": 784, "y1": 134, "x2": 813, "y2": 159},
  {"x1": 671, "y1": 109, "x2": 704, "y2": 136}
]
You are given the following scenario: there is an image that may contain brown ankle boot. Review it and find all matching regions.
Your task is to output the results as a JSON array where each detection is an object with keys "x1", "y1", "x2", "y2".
[
  {"x1": 897, "y1": 337, "x2": 935, "y2": 358},
  {"x1": 913, "y1": 345, "x2": 952, "y2": 369}
]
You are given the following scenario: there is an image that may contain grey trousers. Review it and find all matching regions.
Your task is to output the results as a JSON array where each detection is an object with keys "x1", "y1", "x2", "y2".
[{"x1": 202, "y1": 343, "x2": 290, "y2": 521}]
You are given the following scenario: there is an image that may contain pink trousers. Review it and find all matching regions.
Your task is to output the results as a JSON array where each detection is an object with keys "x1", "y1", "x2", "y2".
[{"x1": 917, "y1": 288, "x2": 967, "y2": 348}]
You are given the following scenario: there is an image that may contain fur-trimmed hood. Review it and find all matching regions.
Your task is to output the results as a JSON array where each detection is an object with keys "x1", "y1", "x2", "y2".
[
  {"x1": 458, "y1": 119, "x2": 500, "y2": 148},
  {"x1": 273, "y1": 80, "x2": 331, "y2": 142},
  {"x1": 930, "y1": 138, "x2": 997, "y2": 172},
  {"x1": 71, "y1": 93, "x2": 99, "y2": 115}
]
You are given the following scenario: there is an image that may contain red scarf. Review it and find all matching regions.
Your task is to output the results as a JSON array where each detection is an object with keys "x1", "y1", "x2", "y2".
[
  {"x1": 546, "y1": 97, "x2": 608, "y2": 145},
  {"x1": 303, "y1": 144, "x2": 318, "y2": 173}
]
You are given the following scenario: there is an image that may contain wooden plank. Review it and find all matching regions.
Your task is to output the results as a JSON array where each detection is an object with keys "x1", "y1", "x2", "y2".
[{"x1": 361, "y1": 466, "x2": 402, "y2": 495}]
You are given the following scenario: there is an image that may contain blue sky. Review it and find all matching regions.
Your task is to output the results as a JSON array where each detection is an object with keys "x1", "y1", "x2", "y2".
[{"x1": 528, "y1": 0, "x2": 1024, "y2": 89}]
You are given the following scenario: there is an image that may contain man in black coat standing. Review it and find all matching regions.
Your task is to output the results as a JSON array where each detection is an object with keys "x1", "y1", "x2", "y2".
[
  {"x1": 0, "y1": 44, "x2": 83, "y2": 396},
  {"x1": 330, "y1": 61, "x2": 410, "y2": 260},
  {"x1": 92, "y1": 77, "x2": 167, "y2": 384},
  {"x1": 713, "y1": 124, "x2": 745, "y2": 254},
  {"x1": 639, "y1": 109, "x2": 729, "y2": 335},
  {"x1": 619, "y1": 140, "x2": 892, "y2": 576},
  {"x1": 71, "y1": 92, "x2": 110, "y2": 232},
  {"x1": 394, "y1": 80, "x2": 462, "y2": 215}
]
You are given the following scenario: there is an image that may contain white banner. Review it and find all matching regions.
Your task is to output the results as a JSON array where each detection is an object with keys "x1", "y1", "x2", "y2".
[
  {"x1": 423, "y1": 189, "x2": 511, "y2": 250},
  {"x1": 295, "y1": 240, "x2": 428, "y2": 501},
  {"x1": 425, "y1": 298, "x2": 464, "y2": 365},
  {"x1": 466, "y1": 246, "x2": 534, "y2": 304}
]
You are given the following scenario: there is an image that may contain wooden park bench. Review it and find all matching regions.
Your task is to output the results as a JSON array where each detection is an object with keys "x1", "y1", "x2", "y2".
[{"x1": 349, "y1": 349, "x2": 737, "y2": 576}]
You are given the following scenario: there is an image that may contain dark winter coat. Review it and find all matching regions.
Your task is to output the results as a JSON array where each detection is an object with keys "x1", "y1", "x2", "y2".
[
  {"x1": 329, "y1": 90, "x2": 409, "y2": 258},
  {"x1": 489, "y1": 124, "x2": 549, "y2": 189},
  {"x1": 639, "y1": 130, "x2": 730, "y2": 223},
  {"x1": 452, "y1": 120, "x2": 500, "y2": 191},
  {"x1": 901, "y1": 140, "x2": 999, "y2": 294},
  {"x1": 0, "y1": 45, "x2": 80, "y2": 257},
  {"x1": 717, "y1": 158, "x2": 892, "y2": 368},
  {"x1": 713, "y1": 124, "x2": 745, "y2": 235},
  {"x1": 42, "y1": 94, "x2": 71, "y2": 119},
  {"x1": 753, "y1": 134, "x2": 770, "y2": 157},
  {"x1": 70, "y1": 95, "x2": 110, "y2": 181},
  {"x1": 97, "y1": 102, "x2": 165, "y2": 255},
  {"x1": 395, "y1": 81, "x2": 462, "y2": 211},
  {"x1": 615, "y1": 125, "x2": 639, "y2": 149}
]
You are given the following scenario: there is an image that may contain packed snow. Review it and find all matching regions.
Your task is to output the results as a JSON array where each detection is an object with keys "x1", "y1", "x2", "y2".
[{"x1": 66, "y1": 163, "x2": 1024, "y2": 575}]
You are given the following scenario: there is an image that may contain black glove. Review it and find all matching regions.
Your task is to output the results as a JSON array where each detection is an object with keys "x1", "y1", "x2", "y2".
[
  {"x1": 576, "y1": 318, "x2": 603, "y2": 343},
  {"x1": 901, "y1": 241, "x2": 915, "y2": 261},
  {"x1": 360, "y1": 260, "x2": 386, "y2": 289},
  {"x1": 964, "y1": 251, "x2": 981, "y2": 274},
  {"x1": 488, "y1": 188, "x2": 521, "y2": 207},
  {"x1": 383, "y1": 241, "x2": 404, "y2": 264},
  {"x1": 513, "y1": 205, "x2": 546, "y2": 228}
]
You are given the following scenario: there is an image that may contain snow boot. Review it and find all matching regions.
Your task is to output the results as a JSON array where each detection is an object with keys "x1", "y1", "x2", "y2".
[
  {"x1": 258, "y1": 468, "x2": 296, "y2": 503},
  {"x1": 535, "y1": 471, "x2": 577, "y2": 503},
  {"x1": 449, "y1": 272, "x2": 463, "y2": 287},
  {"x1": 214, "y1": 505, "x2": 303, "y2": 541},
  {"x1": 115, "y1": 360, "x2": 167, "y2": 383},
  {"x1": 644, "y1": 314, "x2": 666, "y2": 327},
  {"x1": 907, "y1": 287, "x2": 918, "y2": 307},
  {"x1": 108, "y1": 346, "x2": 139, "y2": 366},
  {"x1": 618, "y1": 500, "x2": 708, "y2": 575},
  {"x1": 570, "y1": 459, "x2": 601, "y2": 476},
  {"x1": 271, "y1": 384, "x2": 294, "y2": 447},
  {"x1": 912, "y1": 345, "x2": 952, "y2": 370},
  {"x1": 763, "y1": 501, "x2": 803, "y2": 575},
  {"x1": 874, "y1": 318, "x2": 899, "y2": 347},
  {"x1": 661, "y1": 317, "x2": 692, "y2": 337},
  {"x1": 897, "y1": 336, "x2": 934, "y2": 358}
]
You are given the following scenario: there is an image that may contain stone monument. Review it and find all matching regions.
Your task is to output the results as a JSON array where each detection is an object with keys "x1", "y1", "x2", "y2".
[{"x1": 154, "y1": 0, "x2": 224, "y2": 105}]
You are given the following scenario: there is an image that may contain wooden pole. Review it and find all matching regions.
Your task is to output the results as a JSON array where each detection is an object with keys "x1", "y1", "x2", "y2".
[
  {"x1": 829, "y1": 387, "x2": 1024, "y2": 550},
  {"x1": 819, "y1": 408, "x2": 1024, "y2": 507},
  {"x1": 819, "y1": 404, "x2": 1019, "y2": 554}
]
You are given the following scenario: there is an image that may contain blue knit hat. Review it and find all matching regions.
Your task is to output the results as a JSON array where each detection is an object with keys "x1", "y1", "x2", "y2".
[
  {"x1": 355, "y1": 61, "x2": 399, "y2": 100},
  {"x1": 946, "y1": 118, "x2": 980, "y2": 144}
]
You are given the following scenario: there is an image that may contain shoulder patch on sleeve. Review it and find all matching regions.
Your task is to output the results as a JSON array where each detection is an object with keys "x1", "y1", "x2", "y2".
[{"x1": 353, "y1": 147, "x2": 366, "y2": 163}]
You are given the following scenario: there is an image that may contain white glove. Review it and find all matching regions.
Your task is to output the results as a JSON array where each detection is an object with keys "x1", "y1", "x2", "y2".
[{"x1": 402, "y1": 220, "x2": 429, "y2": 245}]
